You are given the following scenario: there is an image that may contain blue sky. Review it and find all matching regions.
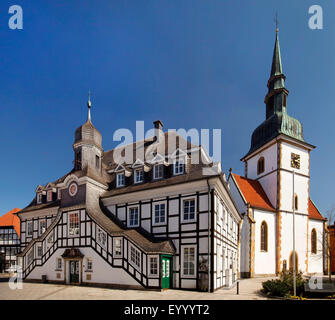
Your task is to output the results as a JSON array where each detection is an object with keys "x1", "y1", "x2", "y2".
[{"x1": 0, "y1": 0, "x2": 334, "y2": 217}]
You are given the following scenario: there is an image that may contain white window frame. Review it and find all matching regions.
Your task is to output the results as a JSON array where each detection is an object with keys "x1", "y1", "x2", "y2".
[
  {"x1": 153, "y1": 201, "x2": 167, "y2": 226},
  {"x1": 86, "y1": 258, "x2": 93, "y2": 271},
  {"x1": 129, "y1": 245, "x2": 141, "y2": 271},
  {"x1": 68, "y1": 211, "x2": 80, "y2": 237},
  {"x1": 47, "y1": 190, "x2": 53, "y2": 202},
  {"x1": 56, "y1": 258, "x2": 62, "y2": 270},
  {"x1": 128, "y1": 206, "x2": 139, "y2": 227},
  {"x1": 27, "y1": 221, "x2": 33, "y2": 237},
  {"x1": 153, "y1": 164, "x2": 164, "y2": 180},
  {"x1": 148, "y1": 255, "x2": 159, "y2": 277},
  {"x1": 134, "y1": 169, "x2": 144, "y2": 184},
  {"x1": 116, "y1": 172, "x2": 125, "y2": 188},
  {"x1": 37, "y1": 193, "x2": 42, "y2": 204},
  {"x1": 182, "y1": 198, "x2": 196, "y2": 222},
  {"x1": 181, "y1": 245, "x2": 197, "y2": 278},
  {"x1": 39, "y1": 219, "x2": 47, "y2": 236},
  {"x1": 173, "y1": 158, "x2": 185, "y2": 175},
  {"x1": 113, "y1": 238, "x2": 123, "y2": 257},
  {"x1": 97, "y1": 227, "x2": 107, "y2": 248}
]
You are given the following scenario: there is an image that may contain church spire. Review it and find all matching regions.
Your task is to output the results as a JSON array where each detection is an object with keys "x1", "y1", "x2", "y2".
[
  {"x1": 264, "y1": 29, "x2": 289, "y2": 119},
  {"x1": 87, "y1": 90, "x2": 92, "y2": 122}
]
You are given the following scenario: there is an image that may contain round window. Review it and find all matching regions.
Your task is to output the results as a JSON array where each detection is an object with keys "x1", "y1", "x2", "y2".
[{"x1": 68, "y1": 182, "x2": 78, "y2": 197}]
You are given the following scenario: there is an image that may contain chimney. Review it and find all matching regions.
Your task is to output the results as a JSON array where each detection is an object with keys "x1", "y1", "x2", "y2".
[{"x1": 153, "y1": 120, "x2": 164, "y2": 142}]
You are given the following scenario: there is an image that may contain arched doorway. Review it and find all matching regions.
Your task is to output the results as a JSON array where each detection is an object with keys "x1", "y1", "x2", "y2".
[{"x1": 289, "y1": 251, "x2": 298, "y2": 273}]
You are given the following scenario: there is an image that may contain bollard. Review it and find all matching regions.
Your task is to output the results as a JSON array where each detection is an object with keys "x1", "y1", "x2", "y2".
[{"x1": 236, "y1": 280, "x2": 239, "y2": 295}]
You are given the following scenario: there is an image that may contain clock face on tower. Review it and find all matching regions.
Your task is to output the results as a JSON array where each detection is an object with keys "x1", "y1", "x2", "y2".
[
  {"x1": 68, "y1": 182, "x2": 78, "y2": 197},
  {"x1": 291, "y1": 153, "x2": 300, "y2": 169}
]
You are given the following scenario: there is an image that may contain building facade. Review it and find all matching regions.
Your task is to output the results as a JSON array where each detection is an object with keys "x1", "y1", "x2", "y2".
[
  {"x1": 0, "y1": 208, "x2": 21, "y2": 273},
  {"x1": 228, "y1": 30, "x2": 326, "y2": 277},
  {"x1": 16, "y1": 106, "x2": 241, "y2": 291}
]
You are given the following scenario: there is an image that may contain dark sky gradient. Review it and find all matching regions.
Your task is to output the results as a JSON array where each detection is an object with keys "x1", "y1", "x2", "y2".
[{"x1": 0, "y1": 0, "x2": 334, "y2": 216}]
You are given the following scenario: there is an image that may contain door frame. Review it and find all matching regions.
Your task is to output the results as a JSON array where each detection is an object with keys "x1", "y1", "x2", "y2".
[
  {"x1": 161, "y1": 254, "x2": 173, "y2": 289},
  {"x1": 63, "y1": 258, "x2": 83, "y2": 285}
]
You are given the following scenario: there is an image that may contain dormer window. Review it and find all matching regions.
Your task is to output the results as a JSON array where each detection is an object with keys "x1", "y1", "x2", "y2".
[
  {"x1": 134, "y1": 169, "x2": 144, "y2": 184},
  {"x1": 174, "y1": 159, "x2": 185, "y2": 175},
  {"x1": 75, "y1": 150, "x2": 82, "y2": 170},
  {"x1": 37, "y1": 193, "x2": 42, "y2": 204},
  {"x1": 153, "y1": 164, "x2": 163, "y2": 180},
  {"x1": 116, "y1": 172, "x2": 125, "y2": 188},
  {"x1": 47, "y1": 190, "x2": 53, "y2": 202}
]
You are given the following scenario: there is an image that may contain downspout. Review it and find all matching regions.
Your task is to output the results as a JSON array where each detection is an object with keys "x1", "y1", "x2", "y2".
[{"x1": 207, "y1": 178, "x2": 211, "y2": 293}]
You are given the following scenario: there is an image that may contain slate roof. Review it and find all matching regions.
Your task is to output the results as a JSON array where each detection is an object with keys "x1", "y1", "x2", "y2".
[
  {"x1": 0, "y1": 208, "x2": 21, "y2": 236},
  {"x1": 231, "y1": 173, "x2": 275, "y2": 212}
]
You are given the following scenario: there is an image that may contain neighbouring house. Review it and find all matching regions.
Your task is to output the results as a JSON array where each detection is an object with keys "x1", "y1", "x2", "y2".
[
  {"x1": 228, "y1": 29, "x2": 327, "y2": 277},
  {"x1": 15, "y1": 104, "x2": 241, "y2": 291},
  {"x1": 0, "y1": 208, "x2": 21, "y2": 273}
]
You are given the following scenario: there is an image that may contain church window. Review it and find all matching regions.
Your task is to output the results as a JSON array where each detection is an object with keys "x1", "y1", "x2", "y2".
[
  {"x1": 75, "y1": 150, "x2": 82, "y2": 170},
  {"x1": 260, "y1": 221, "x2": 268, "y2": 252},
  {"x1": 113, "y1": 238, "x2": 122, "y2": 257},
  {"x1": 294, "y1": 194, "x2": 298, "y2": 211},
  {"x1": 130, "y1": 245, "x2": 141, "y2": 269},
  {"x1": 116, "y1": 173, "x2": 125, "y2": 187},
  {"x1": 311, "y1": 229, "x2": 317, "y2": 254},
  {"x1": 128, "y1": 207, "x2": 139, "y2": 227},
  {"x1": 257, "y1": 157, "x2": 265, "y2": 175},
  {"x1": 68, "y1": 211, "x2": 80, "y2": 236},
  {"x1": 95, "y1": 155, "x2": 100, "y2": 169}
]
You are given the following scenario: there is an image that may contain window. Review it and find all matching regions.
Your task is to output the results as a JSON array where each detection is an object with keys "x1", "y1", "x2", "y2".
[
  {"x1": 96, "y1": 155, "x2": 100, "y2": 169},
  {"x1": 128, "y1": 207, "x2": 139, "y2": 227},
  {"x1": 47, "y1": 233, "x2": 54, "y2": 244},
  {"x1": 154, "y1": 203, "x2": 166, "y2": 225},
  {"x1": 182, "y1": 246, "x2": 196, "y2": 277},
  {"x1": 311, "y1": 229, "x2": 317, "y2": 254},
  {"x1": 134, "y1": 169, "x2": 144, "y2": 183},
  {"x1": 56, "y1": 258, "x2": 62, "y2": 270},
  {"x1": 68, "y1": 212, "x2": 80, "y2": 236},
  {"x1": 37, "y1": 246, "x2": 43, "y2": 257},
  {"x1": 130, "y1": 246, "x2": 141, "y2": 269},
  {"x1": 149, "y1": 257, "x2": 158, "y2": 276},
  {"x1": 153, "y1": 164, "x2": 163, "y2": 179},
  {"x1": 113, "y1": 238, "x2": 122, "y2": 257},
  {"x1": 97, "y1": 227, "x2": 107, "y2": 248},
  {"x1": 27, "y1": 250, "x2": 34, "y2": 265},
  {"x1": 260, "y1": 221, "x2": 268, "y2": 252},
  {"x1": 27, "y1": 222, "x2": 33, "y2": 236},
  {"x1": 75, "y1": 150, "x2": 82, "y2": 170},
  {"x1": 116, "y1": 173, "x2": 125, "y2": 187},
  {"x1": 257, "y1": 157, "x2": 265, "y2": 175},
  {"x1": 174, "y1": 159, "x2": 185, "y2": 175},
  {"x1": 183, "y1": 199, "x2": 196, "y2": 222},
  {"x1": 39, "y1": 220, "x2": 46, "y2": 236},
  {"x1": 294, "y1": 194, "x2": 298, "y2": 211},
  {"x1": 37, "y1": 193, "x2": 42, "y2": 204},
  {"x1": 47, "y1": 190, "x2": 53, "y2": 202},
  {"x1": 86, "y1": 258, "x2": 93, "y2": 271}
]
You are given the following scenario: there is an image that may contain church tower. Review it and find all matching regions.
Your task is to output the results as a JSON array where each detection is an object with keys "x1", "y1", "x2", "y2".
[
  {"x1": 73, "y1": 94, "x2": 103, "y2": 174},
  {"x1": 241, "y1": 30, "x2": 315, "y2": 273}
]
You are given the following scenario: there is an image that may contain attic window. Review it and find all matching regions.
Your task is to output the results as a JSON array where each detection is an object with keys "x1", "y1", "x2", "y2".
[
  {"x1": 47, "y1": 190, "x2": 53, "y2": 202},
  {"x1": 153, "y1": 164, "x2": 163, "y2": 179},
  {"x1": 37, "y1": 193, "x2": 42, "y2": 204},
  {"x1": 134, "y1": 169, "x2": 144, "y2": 184},
  {"x1": 116, "y1": 173, "x2": 125, "y2": 188},
  {"x1": 174, "y1": 159, "x2": 185, "y2": 175}
]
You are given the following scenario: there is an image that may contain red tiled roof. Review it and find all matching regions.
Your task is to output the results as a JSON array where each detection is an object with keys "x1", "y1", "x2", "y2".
[
  {"x1": 308, "y1": 199, "x2": 325, "y2": 221},
  {"x1": 232, "y1": 173, "x2": 275, "y2": 212},
  {"x1": 0, "y1": 208, "x2": 21, "y2": 236}
]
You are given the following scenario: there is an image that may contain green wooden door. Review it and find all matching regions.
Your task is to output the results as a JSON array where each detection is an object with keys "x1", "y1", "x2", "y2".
[
  {"x1": 161, "y1": 256, "x2": 172, "y2": 289},
  {"x1": 70, "y1": 260, "x2": 79, "y2": 283}
]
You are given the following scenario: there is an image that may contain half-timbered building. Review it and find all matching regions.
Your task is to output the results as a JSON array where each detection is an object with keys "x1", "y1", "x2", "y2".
[{"x1": 16, "y1": 105, "x2": 241, "y2": 291}]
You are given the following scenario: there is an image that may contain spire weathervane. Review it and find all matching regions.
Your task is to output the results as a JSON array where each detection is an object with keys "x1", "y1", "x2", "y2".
[
  {"x1": 275, "y1": 12, "x2": 279, "y2": 32},
  {"x1": 87, "y1": 90, "x2": 92, "y2": 121}
]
